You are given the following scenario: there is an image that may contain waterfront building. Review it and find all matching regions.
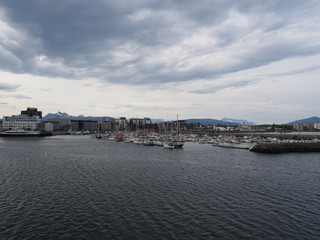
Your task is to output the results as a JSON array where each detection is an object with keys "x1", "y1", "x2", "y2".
[
  {"x1": 21, "y1": 107, "x2": 42, "y2": 119},
  {"x1": 82, "y1": 120, "x2": 99, "y2": 132},
  {"x1": 239, "y1": 124, "x2": 251, "y2": 132},
  {"x1": 293, "y1": 123, "x2": 313, "y2": 131},
  {"x1": 38, "y1": 122, "x2": 54, "y2": 133},
  {"x1": 314, "y1": 123, "x2": 320, "y2": 130},
  {"x1": 2, "y1": 114, "x2": 41, "y2": 130},
  {"x1": 48, "y1": 117, "x2": 72, "y2": 131},
  {"x1": 293, "y1": 123, "x2": 303, "y2": 131},
  {"x1": 128, "y1": 117, "x2": 154, "y2": 131},
  {"x1": 303, "y1": 124, "x2": 312, "y2": 131},
  {"x1": 116, "y1": 117, "x2": 128, "y2": 131},
  {"x1": 142, "y1": 117, "x2": 152, "y2": 131},
  {"x1": 71, "y1": 120, "x2": 80, "y2": 131},
  {"x1": 44, "y1": 122, "x2": 54, "y2": 132},
  {"x1": 128, "y1": 118, "x2": 144, "y2": 131},
  {"x1": 70, "y1": 120, "x2": 99, "y2": 132},
  {"x1": 251, "y1": 126, "x2": 267, "y2": 132},
  {"x1": 99, "y1": 119, "x2": 115, "y2": 132}
]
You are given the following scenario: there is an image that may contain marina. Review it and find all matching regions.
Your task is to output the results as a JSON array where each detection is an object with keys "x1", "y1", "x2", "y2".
[{"x1": 92, "y1": 131, "x2": 320, "y2": 153}]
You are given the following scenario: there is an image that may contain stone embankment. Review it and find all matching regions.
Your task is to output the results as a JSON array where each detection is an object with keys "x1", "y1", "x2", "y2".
[{"x1": 250, "y1": 143, "x2": 320, "y2": 154}]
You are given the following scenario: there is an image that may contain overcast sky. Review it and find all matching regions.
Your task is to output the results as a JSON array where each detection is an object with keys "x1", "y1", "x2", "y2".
[{"x1": 0, "y1": 0, "x2": 319, "y2": 124}]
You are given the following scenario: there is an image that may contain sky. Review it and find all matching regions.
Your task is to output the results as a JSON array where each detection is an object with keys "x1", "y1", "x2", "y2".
[{"x1": 0, "y1": 0, "x2": 319, "y2": 124}]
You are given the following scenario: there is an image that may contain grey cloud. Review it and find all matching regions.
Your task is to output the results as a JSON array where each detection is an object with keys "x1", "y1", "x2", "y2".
[
  {"x1": 113, "y1": 103, "x2": 173, "y2": 112},
  {"x1": 266, "y1": 65, "x2": 320, "y2": 77},
  {"x1": 0, "y1": 0, "x2": 319, "y2": 86},
  {"x1": 0, "y1": 83, "x2": 20, "y2": 91},
  {"x1": 10, "y1": 94, "x2": 32, "y2": 99},
  {"x1": 190, "y1": 79, "x2": 260, "y2": 94}
]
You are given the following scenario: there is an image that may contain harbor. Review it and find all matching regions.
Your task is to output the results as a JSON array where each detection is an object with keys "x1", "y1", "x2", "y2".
[
  {"x1": 1, "y1": 107, "x2": 320, "y2": 155},
  {"x1": 92, "y1": 131, "x2": 320, "y2": 153}
]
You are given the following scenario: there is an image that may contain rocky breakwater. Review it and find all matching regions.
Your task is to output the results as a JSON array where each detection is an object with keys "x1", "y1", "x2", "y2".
[{"x1": 250, "y1": 142, "x2": 320, "y2": 154}]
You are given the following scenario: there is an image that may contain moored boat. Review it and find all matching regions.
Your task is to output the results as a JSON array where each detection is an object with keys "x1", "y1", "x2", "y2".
[
  {"x1": 163, "y1": 140, "x2": 184, "y2": 149},
  {"x1": 163, "y1": 142, "x2": 175, "y2": 149},
  {"x1": 0, "y1": 129, "x2": 41, "y2": 137},
  {"x1": 143, "y1": 139, "x2": 154, "y2": 146},
  {"x1": 154, "y1": 140, "x2": 164, "y2": 147}
]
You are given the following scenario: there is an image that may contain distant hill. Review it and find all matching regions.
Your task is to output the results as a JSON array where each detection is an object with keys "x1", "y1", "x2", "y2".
[
  {"x1": 286, "y1": 116, "x2": 320, "y2": 125},
  {"x1": 43, "y1": 112, "x2": 115, "y2": 121},
  {"x1": 184, "y1": 118, "x2": 242, "y2": 126},
  {"x1": 151, "y1": 118, "x2": 166, "y2": 124}
]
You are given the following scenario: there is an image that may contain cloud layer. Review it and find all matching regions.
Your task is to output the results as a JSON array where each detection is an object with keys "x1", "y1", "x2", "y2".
[
  {"x1": 0, "y1": 1, "x2": 319, "y2": 123},
  {"x1": 1, "y1": 0, "x2": 319, "y2": 87}
]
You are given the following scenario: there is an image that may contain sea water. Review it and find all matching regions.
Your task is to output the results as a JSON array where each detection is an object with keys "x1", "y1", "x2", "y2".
[{"x1": 0, "y1": 135, "x2": 319, "y2": 239}]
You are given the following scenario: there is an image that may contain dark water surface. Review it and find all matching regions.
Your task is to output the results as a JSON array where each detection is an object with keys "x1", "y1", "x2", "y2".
[{"x1": 0, "y1": 135, "x2": 320, "y2": 239}]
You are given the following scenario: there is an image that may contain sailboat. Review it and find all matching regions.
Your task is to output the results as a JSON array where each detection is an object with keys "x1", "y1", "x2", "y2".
[{"x1": 163, "y1": 115, "x2": 184, "y2": 149}]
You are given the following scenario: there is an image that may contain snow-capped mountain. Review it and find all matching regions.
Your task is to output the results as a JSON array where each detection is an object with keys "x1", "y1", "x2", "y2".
[
  {"x1": 222, "y1": 118, "x2": 256, "y2": 125},
  {"x1": 42, "y1": 112, "x2": 115, "y2": 121}
]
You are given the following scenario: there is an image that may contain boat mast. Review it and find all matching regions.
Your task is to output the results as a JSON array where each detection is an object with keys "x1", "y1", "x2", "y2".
[{"x1": 177, "y1": 114, "x2": 179, "y2": 137}]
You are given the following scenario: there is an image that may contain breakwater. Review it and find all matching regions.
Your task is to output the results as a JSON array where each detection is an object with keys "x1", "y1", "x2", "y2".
[{"x1": 250, "y1": 142, "x2": 320, "y2": 154}]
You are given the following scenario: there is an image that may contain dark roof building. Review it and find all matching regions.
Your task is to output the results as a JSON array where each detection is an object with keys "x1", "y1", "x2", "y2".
[{"x1": 21, "y1": 107, "x2": 42, "y2": 119}]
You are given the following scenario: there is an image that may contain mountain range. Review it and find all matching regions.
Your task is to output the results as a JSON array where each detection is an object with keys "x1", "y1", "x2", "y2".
[
  {"x1": 286, "y1": 116, "x2": 320, "y2": 125},
  {"x1": 222, "y1": 118, "x2": 256, "y2": 125},
  {"x1": 184, "y1": 118, "x2": 248, "y2": 126},
  {"x1": 42, "y1": 112, "x2": 320, "y2": 126},
  {"x1": 42, "y1": 113, "x2": 253, "y2": 125},
  {"x1": 42, "y1": 112, "x2": 115, "y2": 121}
]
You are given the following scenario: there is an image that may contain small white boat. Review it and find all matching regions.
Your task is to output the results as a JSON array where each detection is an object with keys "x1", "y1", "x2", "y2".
[
  {"x1": 133, "y1": 138, "x2": 143, "y2": 144},
  {"x1": 143, "y1": 139, "x2": 154, "y2": 146},
  {"x1": 154, "y1": 140, "x2": 164, "y2": 147},
  {"x1": 163, "y1": 140, "x2": 184, "y2": 149},
  {"x1": 163, "y1": 142, "x2": 175, "y2": 149}
]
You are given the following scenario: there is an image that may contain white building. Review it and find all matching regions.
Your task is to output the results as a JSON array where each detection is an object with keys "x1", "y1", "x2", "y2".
[
  {"x1": 314, "y1": 123, "x2": 320, "y2": 130},
  {"x1": 2, "y1": 114, "x2": 41, "y2": 130}
]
